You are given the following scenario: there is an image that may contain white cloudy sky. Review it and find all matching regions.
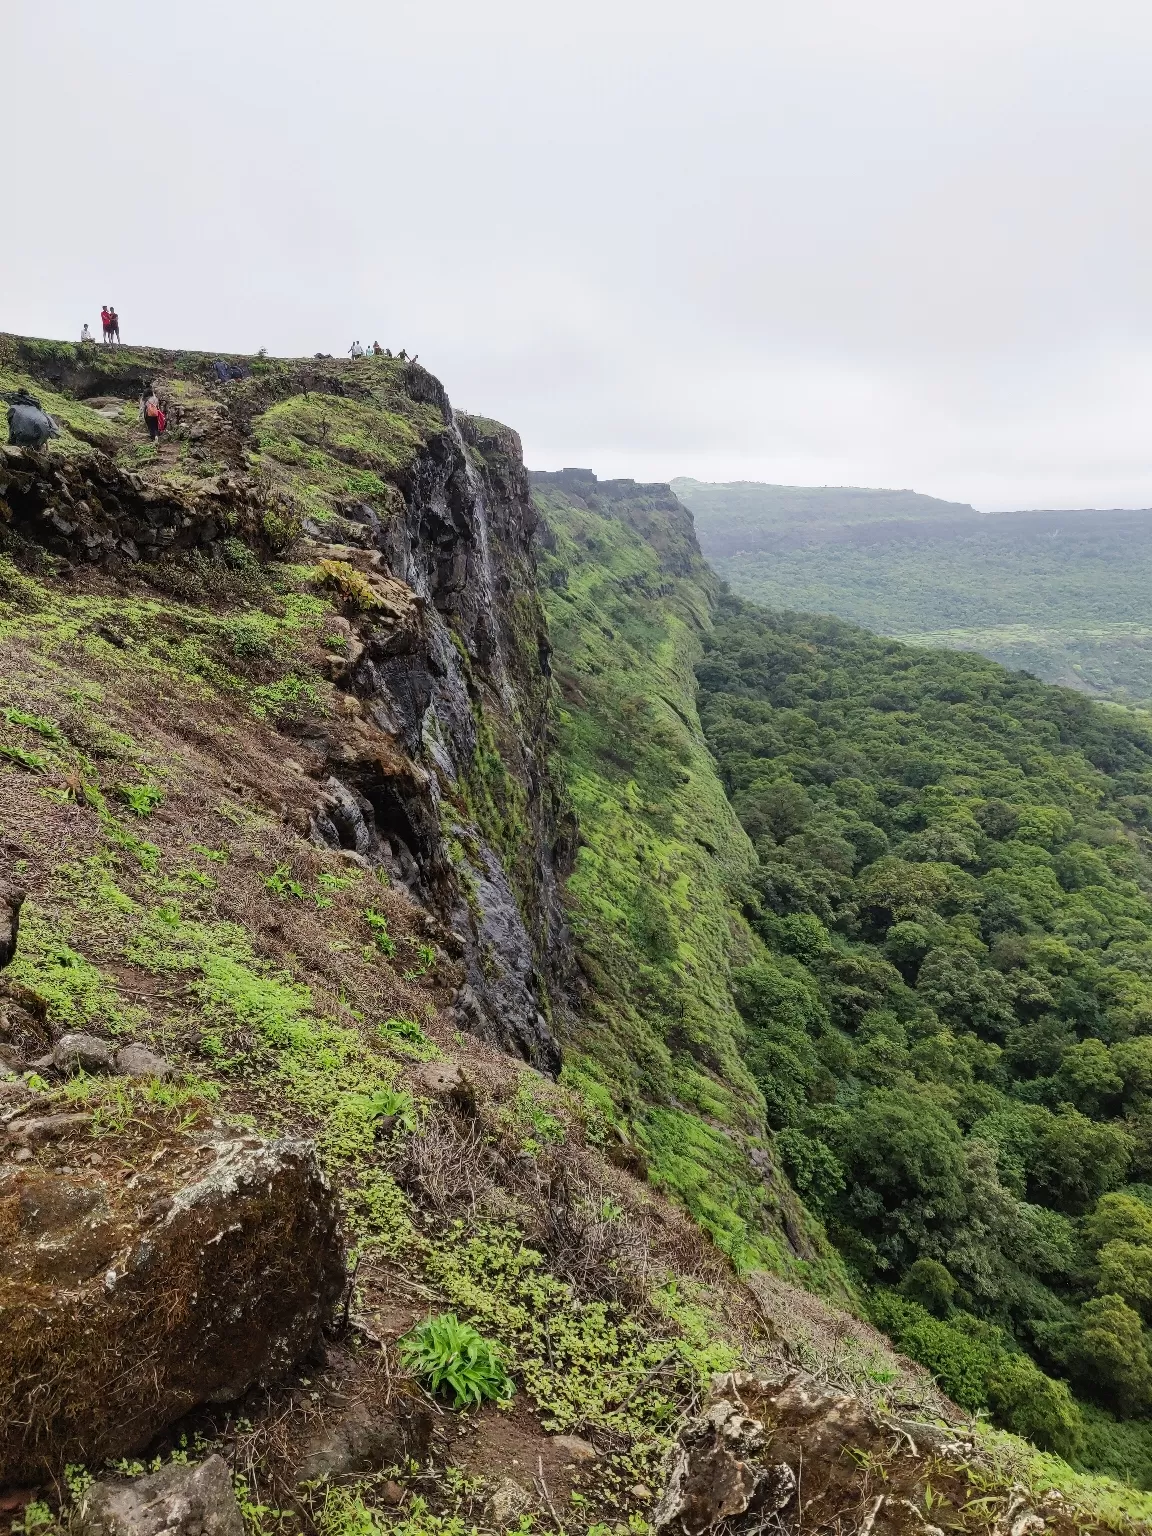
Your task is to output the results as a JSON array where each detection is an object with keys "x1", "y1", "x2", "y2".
[{"x1": 5, "y1": 0, "x2": 1152, "y2": 510}]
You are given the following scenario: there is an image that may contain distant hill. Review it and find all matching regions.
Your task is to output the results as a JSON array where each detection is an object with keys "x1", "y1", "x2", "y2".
[
  {"x1": 671, "y1": 477, "x2": 979, "y2": 556},
  {"x1": 673, "y1": 477, "x2": 1152, "y2": 706}
]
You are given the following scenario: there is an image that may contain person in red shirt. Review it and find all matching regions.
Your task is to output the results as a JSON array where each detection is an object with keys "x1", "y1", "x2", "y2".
[{"x1": 100, "y1": 306, "x2": 111, "y2": 344}]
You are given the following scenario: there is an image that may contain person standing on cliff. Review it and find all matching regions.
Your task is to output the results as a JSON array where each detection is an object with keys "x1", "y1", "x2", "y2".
[
  {"x1": 349, "y1": 340, "x2": 363, "y2": 358},
  {"x1": 100, "y1": 306, "x2": 111, "y2": 344},
  {"x1": 109, "y1": 308, "x2": 121, "y2": 345}
]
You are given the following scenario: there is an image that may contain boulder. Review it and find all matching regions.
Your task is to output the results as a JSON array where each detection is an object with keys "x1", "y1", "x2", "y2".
[
  {"x1": 115, "y1": 1043, "x2": 174, "y2": 1079},
  {"x1": 488, "y1": 1478, "x2": 532, "y2": 1527},
  {"x1": 52, "y1": 1032, "x2": 117, "y2": 1074},
  {"x1": 78, "y1": 1455, "x2": 244, "y2": 1536},
  {"x1": 295, "y1": 1397, "x2": 432, "y2": 1483},
  {"x1": 0, "y1": 1130, "x2": 344, "y2": 1481},
  {"x1": 0, "y1": 878, "x2": 24, "y2": 969}
]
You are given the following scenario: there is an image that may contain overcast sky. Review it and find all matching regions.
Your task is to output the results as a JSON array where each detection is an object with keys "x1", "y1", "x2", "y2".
[{"x1": 5, "y1": 0, "x2": 1152, "y2": 510}]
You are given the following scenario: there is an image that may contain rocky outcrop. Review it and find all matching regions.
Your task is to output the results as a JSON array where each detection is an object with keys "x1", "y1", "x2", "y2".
[
  {"x1": 0, "y1": 444, "x2": 284, "y2": 565},
  {"x1": 79, "y1": 1455, "x2": 245, "y2": 1536},
  {"x1": 297, "y1": 409, "x2": 573, "y2": 1072},
  {"x1": 653, "y1": 1375, "x2": 1070, "y2": 1536},
  {"x1": 2, "y1": 341, "x2": 573, "y2": 1074},
  {"x1": 0, "y1": 1127, "x2": 343, "y2": 1481}
]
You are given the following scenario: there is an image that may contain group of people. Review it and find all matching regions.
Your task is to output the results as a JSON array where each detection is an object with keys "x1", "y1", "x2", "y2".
[
  {"x1": 80, "y1": 306, "x2": 122, "y2": 346},
  {"x1": 348, "y1": 341, "x2": 418, "y2": 362}
]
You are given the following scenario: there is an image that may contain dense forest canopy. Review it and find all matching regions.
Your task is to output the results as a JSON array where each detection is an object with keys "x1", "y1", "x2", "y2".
[
  {"x1": 676, "y1": 479, "x2": 1152, "y2": 707},
  {"x1": 697, "y1": 595, "x2": 1152, "y2": 1478}
]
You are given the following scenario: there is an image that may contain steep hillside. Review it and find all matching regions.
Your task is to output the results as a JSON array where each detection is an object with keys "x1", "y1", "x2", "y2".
[
  {"x1": 697, "y1": 596, "x2": 1152, "y2": 1485},
  {"x1": 530, "y1": 470, "x2": 832, "y2": 1281},
  {"x1": 675, "y1": 478, "x2": 1152, "y2": 706}
]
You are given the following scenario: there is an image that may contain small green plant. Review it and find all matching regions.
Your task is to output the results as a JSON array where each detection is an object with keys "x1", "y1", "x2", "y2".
[
  {"x1": 265, "y1": 863, "x2": 306, "y2": 900},
  {"x1": 4, "y1": 707, "x2": 66, "y2": 743},
  {"x1": 403, "y1": 940, "x2": 438, "y2": 980},
  {"x1": 377, "y1": 1015, "x2": 437, "y2": 1059},
  {"x1": 364, "y1": 907, "x2": 397, "y2": 957},
  {"x1": 63, "y1": 1466, "x2": 93, "y2": 1505},
  {"x1": 399, "y1": 1313, "x2": 515, "y2": 1409},
  {"x1": 0, "y1": 742, "x2": 48, "y2": 771},
  {"x1": 13, "y1": 1501, "x2": 55, "y2": 1536},
  {"x1": 118, "y1": 782, "x2": 165, "y2": 816},
  {"x1": 345, "y1": 1085, "x2": 418, "y2": 1134},
  {"x1": 317, "y1": 868, "x2": 361, "y2": 890}
]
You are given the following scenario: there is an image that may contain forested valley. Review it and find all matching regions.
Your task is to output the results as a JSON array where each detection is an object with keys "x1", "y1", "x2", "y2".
[
  {"x1": 697, "y1": 597, "x2": 1152, "y2": 1482},
  {"x1": 675, "y1": 478, "x2": 1152, "y2": 707}
]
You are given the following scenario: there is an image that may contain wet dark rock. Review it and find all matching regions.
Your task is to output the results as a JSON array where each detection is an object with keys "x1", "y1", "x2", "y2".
[
  {"x1": 0, "y1": 876, "x2": 24, "y2": 969},
  {"x1": 78, "y1": 1454, "x2": 244, "y2": 1536}
]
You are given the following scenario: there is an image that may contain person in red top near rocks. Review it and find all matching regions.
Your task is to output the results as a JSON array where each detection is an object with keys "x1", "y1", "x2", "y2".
[{"x1": 100, "y1": 306, "x2": 111, "y2": 344}]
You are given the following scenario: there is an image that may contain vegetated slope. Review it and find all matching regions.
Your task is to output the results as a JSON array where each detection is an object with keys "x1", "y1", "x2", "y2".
[
  {"x1": 696, "y1": 594, "x2": 1152, "y2": 1484},
  {"x1": 0, "y1": 341, "x2": 985, "y2": 1536},
  {"x1": 674, "y1": 478, "x2": 1152, "y2": 707},
  {"x1": 3, "y1": 342, "x2": 1151, "y2": 1535},
  {"x1": 530, "y1": 470, "x2": 835, "y2": 1281}
]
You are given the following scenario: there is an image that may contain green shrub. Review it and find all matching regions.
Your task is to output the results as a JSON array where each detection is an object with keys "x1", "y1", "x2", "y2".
[
  {"x1": 399, "y1": 1313, "x2": 514, "y2": 1409},
  {"x1": 985, "y1": 1352, "x2": 1085, "y2": 1460},
  {"x1": 899, "y1": 1257, "x2": 957, "y2": 1317},
  {"x1": 869, "y1": 1292, "x2": 992, "y2": 1410},
  {"x1": 117, "y1": 782, "x2": 165, "y2": 816}
]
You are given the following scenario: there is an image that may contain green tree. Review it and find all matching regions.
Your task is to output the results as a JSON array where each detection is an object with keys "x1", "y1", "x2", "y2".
[
  {"x1": 1112, "y1": 1035, "x2": 1152, "y2": 1107},
  {"x1": 1084, "y1": 1191, "x2": 1152, "y2": 1250},
  {"x1": 984, "y1": 1354, "x2": 1084, "y2": 1460},
  {"x1": 900, "y1": 1257, "x2": 956, "y2": 1316},
  {"x1": 1068, "y1": 1294, "x2": 1152, "y2": 1415},
  {"x1": 1097, "y1": 1240, "x2": 1152, "y2": 1321},
  {"x1": 1053, "y1": 1038, "x2": 1124, "y2": 1117},
  {"x1": 829, "y1": 1088, "x2": 968, "y2": 1273},
  {"x1": 1028, "y1": 1108, "x2": 1132, "y2": 1213}
]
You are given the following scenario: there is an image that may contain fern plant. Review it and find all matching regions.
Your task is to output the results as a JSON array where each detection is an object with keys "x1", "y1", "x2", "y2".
[{"x1": 399, "y1": 1314, "x2": 514, "y2": 1408}]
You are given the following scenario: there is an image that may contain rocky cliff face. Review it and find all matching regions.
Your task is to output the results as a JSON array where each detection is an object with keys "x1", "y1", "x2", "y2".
[{"x1": 0, "y1": 335, "x2": 572, "y2": 1071}]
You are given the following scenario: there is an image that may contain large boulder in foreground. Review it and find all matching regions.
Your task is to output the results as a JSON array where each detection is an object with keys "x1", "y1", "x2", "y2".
[{"x1": 0, "y1": 1125, "x2": 344, "y2": 1481}]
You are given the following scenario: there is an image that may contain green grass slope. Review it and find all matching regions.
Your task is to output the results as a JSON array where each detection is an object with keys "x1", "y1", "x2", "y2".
[{"x1": 531, "y1": 473, "x2": 841, "y2": 1285}]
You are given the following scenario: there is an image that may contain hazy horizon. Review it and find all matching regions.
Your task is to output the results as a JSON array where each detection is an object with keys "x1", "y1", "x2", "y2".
[{"x1": 6, "y1": 0, "x2": 1152, "y2": 514}]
